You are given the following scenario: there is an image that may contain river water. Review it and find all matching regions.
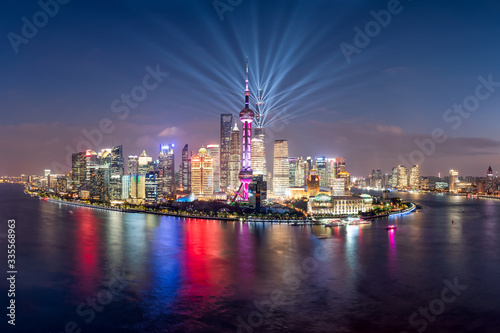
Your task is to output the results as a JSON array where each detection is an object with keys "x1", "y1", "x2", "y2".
[{"x1": 1, "y1": 183, "x2": 499, "y2": 332}]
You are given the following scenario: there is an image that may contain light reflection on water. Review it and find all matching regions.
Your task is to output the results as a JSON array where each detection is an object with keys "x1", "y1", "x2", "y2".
[{"x1": 2, "y1": 184, "x2": 500, "y2": 332}]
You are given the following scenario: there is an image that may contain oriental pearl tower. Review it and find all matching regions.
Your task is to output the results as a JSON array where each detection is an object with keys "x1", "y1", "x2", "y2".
[{"x1": 236, "y1": 58, "x2": 254, "y2": 201}]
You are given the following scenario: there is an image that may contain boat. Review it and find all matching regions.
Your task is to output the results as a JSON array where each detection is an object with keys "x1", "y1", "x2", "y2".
[
  {"x1": 325, "y1": 219, "x2": 343, "y2": 227},
  {"x1": 346, "y1": 219, "x2": 370, "y2": 225},
  {"x1": 385, "y1": 225, "x2": 397, "y2": 230},
  {"x1": 317, "y1": 234, "x2": 329, "y2": 239}
]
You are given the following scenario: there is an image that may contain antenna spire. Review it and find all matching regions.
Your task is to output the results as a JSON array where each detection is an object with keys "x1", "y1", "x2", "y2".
[{"x1": 245, "y1": 57, "x2": 249, "y2": 107}]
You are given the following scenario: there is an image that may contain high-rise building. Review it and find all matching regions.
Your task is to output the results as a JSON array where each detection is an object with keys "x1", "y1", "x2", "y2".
[
  {"x1": 337, "y1": 171, "x2": 351, "y2": 195},
  {"x1": 109, "y1": 145, "x2": 124, "y2": 200},
  {"x1": 181, "y1": 144, "x2": 191, "y2": 193},
  {"x1": 145, "y1": 171, "x2": 159, "y2": 201},
  {"x1": 327, "y1": 158, "x2": 336, "y2": 187},
  {"x1": 307, "y1": 168, "x2": 320, "y2": 197},
  {"x1": 449, "y1": 169, "x2": 459, "y2": 193},
  {"x1": 138, "y1": 150, "x2": 153, "y2": 175},
  {"x1": 206, "y1": 144, "x2": 220, "y2": 192},
  {"x1": 305, "y1": 156, "x2": 313, "y2": 184},
  {"x1": 71, "y1": 152, "x2": 86, "y2": 189},
  {"x1": 127, "y1": 155, "x2": 138, "y2": 175},
  {"x1": 191, "y1": 147, "x2": 214, "y2": 196},
  {"x1": 121, "y1": 175, "x2": 130, "y2": 199},
  {"x1": 409, "y1": 165, "x2": 420, "y2": 190},
  {"x1": 288, "y1": 157, "x2": 300, "y2": 187},
  {"x1": 85, "y1": 150, "x2": 98, "y2": 182},
  {"x1": 251, "y1": 128, "x2": 266, "y2": 178},
  {"x1": 316, "y1": 156, "x2": 327, "y2": 187},
  {"x1": 249, "y1": 174, "x2": 267, "y2": 211},
  {"x1": 273, "y1": 140, "x2": 289, "y2": 197},
  {"x1": 391, "y1": 167, "x2": 398, "y2": 188},
  {"x1": 297, "y1": 157, "x2": 305, "y2": 187},
  {"x1": 220, "y1": 114, "x2": 233, "y2": 192},
  {"x1": 229, "y1": 123, "x2": 241, "y2": 191},
  {"x1": 397, "y1": 165, "x2": 408, "y2": 188},
  {"x1": 334, "y1": 157, "x2": 346, "y2": 175},
  {"x1": 158, "y1": 144, "x2": 175, "y2": 196},
  {"x1": 236, "y1": 58, "x2": 255, "y2": 201}
]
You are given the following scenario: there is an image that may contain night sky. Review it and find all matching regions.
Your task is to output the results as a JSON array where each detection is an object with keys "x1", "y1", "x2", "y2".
[{"x1": 1, "y1": 0, "x2": 500, "y2": 177}]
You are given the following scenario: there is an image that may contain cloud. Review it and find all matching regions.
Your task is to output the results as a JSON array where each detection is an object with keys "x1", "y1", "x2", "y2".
[
  {"x1": 376, "y1": 125, "x2": 403, "y2": 135},
  {"x1": 158, "y1": 126, "x2": 183, "y2": 137}
]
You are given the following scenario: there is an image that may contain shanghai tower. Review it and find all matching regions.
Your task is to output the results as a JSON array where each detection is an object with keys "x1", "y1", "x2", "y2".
[{"x1": 236, "y1": 58, "x2": 254, "y2": 201}]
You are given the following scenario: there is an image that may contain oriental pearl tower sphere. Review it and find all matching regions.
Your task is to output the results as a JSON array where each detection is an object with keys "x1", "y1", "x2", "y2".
[{"x1": 238, "y1": 58, "x2": 254, "y2": 201}]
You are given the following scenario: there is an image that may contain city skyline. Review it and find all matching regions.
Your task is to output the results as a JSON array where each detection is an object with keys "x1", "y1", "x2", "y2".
[{"x1": 2, "y1": 1, "x2": 500, "y2": 176}]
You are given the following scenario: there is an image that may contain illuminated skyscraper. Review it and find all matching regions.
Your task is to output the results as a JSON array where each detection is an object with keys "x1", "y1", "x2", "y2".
[
  {"x1": 334, "y1": 157, "x2": 346, "y2": 175},
  {"x1": 84, "y1": 150, "x2": 97, "y2": 181},
  {"x1": 337, "y1": 171, "x2": 351, "y2": 195},
  {"x1": 409, "y1": 165, "x2": 420, "y2": 190},
  {"x1": 391, "y1": 167, "x2": 398, "y2": 188},
  {"x1": 71, "y1": 152, "x2": 86, "y2": 188},
  {"x1": 316, "y1": 156, "x2": 327, "y2": 187},
  {"x1": 236, "y1": 58, "x2": 255, "y2": 201},
  {"x1": 327, "y1": 158, "x2": 336, "y2": 187},
  {"x1": 191, "y1": 147, "x2": 213, "y2": 196},
  {"x1": 206, "y1": 144, "x2": 220, "y2": 192},
  {"x1": 220, "y1": 114, "x2": 233, "y2": 192},
  {"x1": 307, "y1": 168, "x2": 320, "y2": 197},
  {"x1": 158, "y1": 144, "x2": 175, "y2": 196},
  {"x1": 229, "y1": 123, "x2": 241, "y2": 191},
  {"x1": 138, "y1": 150, "x2": 153, "y2": 175},
  {"x1": 449, "y1": 169, "x2": 459, "y2": 193},
  {"x1": 273, "y1": 140, "x2": 289, "y2": 197},
  {"x1": 397, "y1": 165, "x2": 408, "y2": 188},
  {"x1": 127, "y1": 155, "x2": 138, "y2": 175},
  {"x1": 288, "y1": 157, "x2": 300, "y2": 187},
  {"x1": 181, "y1": 144, "x2": 191, "y2": 193},
  {"x1": 109, "y1": 145, "x2": 124, "y2": 200},
  {"x1": 251, "y1": 128, "x2": 266, "y2": 178}
]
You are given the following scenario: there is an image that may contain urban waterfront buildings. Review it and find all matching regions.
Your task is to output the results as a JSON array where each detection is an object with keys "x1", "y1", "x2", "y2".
[
  {"x1": 409, "y1": 165, "x2": 420, "y2": 190},
  {"x1": 206, "y1": 144, "x2": 220, "y2": 192},
  {"x1": 273, "y1": 140, "x2": 289, "y2": 197},
  {"x1": 181, "y1": 144, "x2": 191, "y2": 193},
  {"x1": 158, "y1": 144, "x2": 175, "y2": 196},
  {"x1": 191, "y1": 147, "x2": 214, "y2": 197},
  {"x1": 449, "y1": 169, "x2": 459, "y2": 193},
  {"x1": 219, "y1": 113, "x2": 233, "y2": 192}
]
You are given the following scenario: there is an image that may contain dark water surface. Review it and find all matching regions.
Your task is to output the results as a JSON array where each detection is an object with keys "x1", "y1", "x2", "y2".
[{"x1": 1, "y1": 183, "x2": 500, "y2": 332}]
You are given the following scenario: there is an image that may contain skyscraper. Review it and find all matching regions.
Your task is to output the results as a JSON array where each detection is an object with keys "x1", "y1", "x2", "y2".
[
  {"x1": 288, "y1": 157, "x2": 300, "y2": 187},
  {"x1": 181, "y1": 144, "x2": 191, "y2": 193},
  {"x1": 251, "y1": 128, "x2": 266, "y2": 178},
  {"x1": 334, "y1": 157, "x2": 346, "y2": 175},
  {"x1": 397, "y1": 165, "x2": 408, "y2": 188},
  {"x1": 316, "y1": 156, "x2": 327, "y2": 187},
  {"x1": 229, "y1": 123, "x2": 241, "y2": 191},
  {"x1": 206, "y1": 144, "x2": 220, "y2": 192},
  {"x1": 158, "y1": 144, "x2": 175, "y2": 196},
  {"x1": 71, "y1": 152, "x2": 86, "y2": 189},
  {"x1": 109, "y1": 145, "x2": 124, "y2": 200},
  {"x1": 307, "y1": 168, "x2": 320, "y2": 197},
  {"x1": 449, "y1": 169, "x2": 459, "y2": 193},
  {"x1": 220, "y1": 113, "x2": 233, "y2": 192},
  {"x1": 409, "y1": 165, "x2": 420, "y2": 190},
  {"x1": 191, "y1": 147, "x2": 213, "y2": 197},
  {"x1": 127, "y1": 155, "x2": 138, "y2": 175},
  {"x1": 273, "y1": 140, "x2": 289, "y2": 197},
  {"x1": 138, "y1": 150, "x2": 153, "y2": 175}
]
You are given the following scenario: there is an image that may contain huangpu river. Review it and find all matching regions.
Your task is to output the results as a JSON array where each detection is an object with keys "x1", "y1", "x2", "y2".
[{"x1": 1, "y1": 183, "x2": 500, "y2": 332}]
